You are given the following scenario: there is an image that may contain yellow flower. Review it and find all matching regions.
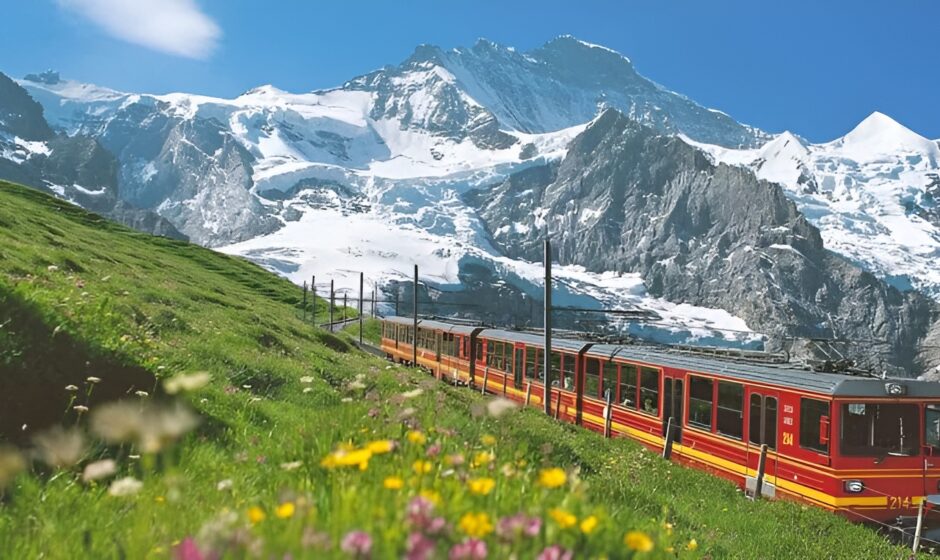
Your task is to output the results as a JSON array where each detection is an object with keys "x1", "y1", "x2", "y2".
[
  {"x1": 383, "y1": 476, "x2": 404, "y2": 490},
  {"x1": 406, "y1": 430, "x2": 427, "y2": 445},
  {"x1": 247, "y1": 506, "x2": 266, "y2": 524},
  {"x1": 366, "y1": 439, "x2": 395, "y2": 454},
  {"x1": 537, "y1": 467, "x2": 567, "y2": 488},
  {"x1": 686, "y1": 539, "x2": 698, "y2": 551},
  {"x1": 580, "y1": 515, "x2": 599, "y2": 534},
  {"x1": 321, "y1": 448, "x2": 372, "y2": 470},
  {"x1": 471, "y1": 451, "x2": 494, "y2": 468},
  {"x1": 548, "y1": 508, "x2": 577, "y2": 529},
  {"x1": 458, "y1": 512, "x2": 494, "y2": 538},
  {"x1": 412, "y1": 460, "x2": 433, "y2": 474},
  {"x1": 467, "y1": 477, "x2": 496, "y2": 495},
  {"x1": 275, "y1": 502, "x2": 295, "y2": 519},
  {"x1": 624, "y1": 531, "x2": 654, "y2": 552},
  {"x1": 480, "y1": 434, "x2": 497, "y2": 446},
  {"x1": 419, "y1": 489, "x2": 442, "y2": 506}
]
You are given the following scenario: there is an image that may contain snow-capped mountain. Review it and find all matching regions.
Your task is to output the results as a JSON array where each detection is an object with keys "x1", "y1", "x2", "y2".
[
  {"x1": 4, "y1": 36, "x2": 940, "y2": 373},
  {"x1": 686, "y1": 111, "x2": 940, "y2": 297}
]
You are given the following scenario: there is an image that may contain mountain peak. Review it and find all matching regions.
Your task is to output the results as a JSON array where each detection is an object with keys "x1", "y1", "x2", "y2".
[
  {"x1": 23, "y1": 70, "x2": 61, "y2": 85},
  {"x1": 542, "y1": 35, "x2": 631, "y2": 63},
  {"x1": 837, "y1": 111, "x2": 937, "y2": 158}
]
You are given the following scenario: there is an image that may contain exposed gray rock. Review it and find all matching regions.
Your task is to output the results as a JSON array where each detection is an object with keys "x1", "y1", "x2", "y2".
[{"x1": 467, "y1": 109, "x2": 940, "y2": 375}]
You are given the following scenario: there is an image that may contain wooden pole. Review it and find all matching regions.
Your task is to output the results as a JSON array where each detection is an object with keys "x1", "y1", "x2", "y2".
[
  {"x1": 481, "y1": 367, "x2": 489, "y2": 395},
  {"x1": 543, "y1": 239, "x2": 552, "y2": 416},
  {"x1": 554, "y1": 389, "x2": 562, "y2": 420},
  {"x1": 913, "y1": 498, "x2": 926, "y2": 553},
  {"x1": 754, "y1": 444, "x2": 769, "y2": 499},
  {"x1": 371, "y1": 288, "x2": 376, "y2": 318},
  {"x1": 525, "y1": 382, "x2": 532, "y2": 407},
  {"x1": 359, "y1": 272, "x2": 364, "y2": 345},
  {"x1": 330, "y1": 280, "x2": 334, "y2": 330},
  {"x1": 413, "y1": 265, "x2": 418, "y2": 367},
  {"x1": 311, "y1": 275, "x2": 316, "y2": 324},
  {"x1": 604, "y1": 389, "x2": 613, "y2": 438}
]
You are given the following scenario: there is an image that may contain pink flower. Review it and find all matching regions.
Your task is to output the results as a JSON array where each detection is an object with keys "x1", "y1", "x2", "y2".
[
  {"x1": 173, "y1": 538, "x2": 216, "y2": 560},
  {"x1": 426, "y1": 516, "x2": 447, "y2": 535},
  {"x1": 496, "y1": 513, "x2": 542, "y2": 540},
  {"x1": 406, "y1": 532, "x2": 436, "y2": 560},
  {"x1": 449, "y1": 538, "x2": 487, "y2": 560},
  {"x1": 406, "y1": 496, "x2": 436, "y2": 528},
  {"x1": 340, "y1": 530, "x2": 372, "y2": 558},
  {"x1": 426, "y1": 443, "x2": 442, "y2": 457},
  {"x1": 536, "y1": 545, "x2": 572, "y2": 560}
]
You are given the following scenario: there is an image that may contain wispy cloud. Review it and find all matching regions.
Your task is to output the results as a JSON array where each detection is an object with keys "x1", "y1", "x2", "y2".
[{"x1": 57, "y1": 0, "x2": 221, "y2": 59}]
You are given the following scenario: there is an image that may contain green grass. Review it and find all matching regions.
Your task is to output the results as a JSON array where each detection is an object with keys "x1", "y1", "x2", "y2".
[{"x1": 0, "y1": 181, "x2": 918, "y2": 559}]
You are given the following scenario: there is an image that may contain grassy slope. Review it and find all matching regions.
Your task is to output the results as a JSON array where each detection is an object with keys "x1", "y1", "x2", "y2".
[{"x1": 0, "y1": 181, "x2": 914, "y2": 559}]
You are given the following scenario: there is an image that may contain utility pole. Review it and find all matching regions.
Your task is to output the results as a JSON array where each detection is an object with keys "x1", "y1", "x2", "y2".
[
  {"x1": 371, "y1": 288, "x2": 376, "y2": 318},
  {"x1": 359, "y1": 272, "x2": 364, "y2": 345},
  {"x1": 413, "y1": 265, "x2": 418, "y2": 366},
  {"x1": 311, "y1": 275, "x2": 316, "y2": 324},
  {"x1": 330, "y1": 280, "x2": 334, "y2": 331},
  {"x1": 544, "y1": 239, "x2": 552, "y2": 416}
]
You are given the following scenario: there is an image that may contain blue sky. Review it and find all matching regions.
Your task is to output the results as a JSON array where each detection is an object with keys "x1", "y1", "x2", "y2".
[{"x1": 2, "y1": 0, "x2": 937, "y2": 142}]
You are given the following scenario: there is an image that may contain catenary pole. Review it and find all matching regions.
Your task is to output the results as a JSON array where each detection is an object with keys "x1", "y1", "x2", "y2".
[
  {"x1": 359, "y1": 272, "x2": 364, "y2": 345},
  {"x1": 544, "y1": 239, "x2": 552, "y2": 416}
]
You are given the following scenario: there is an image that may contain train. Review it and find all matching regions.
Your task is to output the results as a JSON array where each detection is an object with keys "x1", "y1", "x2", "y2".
[{"x1": 378, "y1": 315, "x2": 940, "y2": 530}]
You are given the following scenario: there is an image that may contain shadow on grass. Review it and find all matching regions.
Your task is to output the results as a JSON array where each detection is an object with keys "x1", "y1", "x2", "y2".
[{"x1": 0, "y1": 285, "x2": 156, "y2": 445}]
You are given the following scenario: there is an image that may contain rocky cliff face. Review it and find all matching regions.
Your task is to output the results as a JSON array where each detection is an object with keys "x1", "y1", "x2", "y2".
[
  {"x1": 0, "y1": 72, "x2": 184, "y2": 240},
  {"x1": 467, "y1": 110, "x2": 939, "y2": 373}
]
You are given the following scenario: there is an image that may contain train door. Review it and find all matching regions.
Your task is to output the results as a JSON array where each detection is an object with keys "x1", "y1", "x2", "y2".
[
  {"x1": 747, "y1": 390, "x2": 779, "y2": 494},
  {"x1": 662, "y1": 374, "x2": 684, "y2": 443},
  {"x1": 513, "y1": 345, "x2": 524, "y2": 389}
]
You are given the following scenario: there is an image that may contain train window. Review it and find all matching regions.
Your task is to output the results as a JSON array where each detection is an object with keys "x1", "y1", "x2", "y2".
[
  {"x1": 562, "y1": 354, "x2": 576, "y2": 391},
  {"x1": 799, "y1": 398, "x2": 830, "y2": 454},
  {"x1": 688, "y1": 376, "x2": 714, "y2": 430},
  {"x1": 716, "y1": 382, "x2": 744, "y2": 440},
  {"x1": 928, "y1": 405, "x2": 940, "y2": 452},
  {"x1": 550, "y1": 352, "x2": 563, "y2": 387},
  {"x1": 584, "y1": 359, "x2": 601, "y2": 399},
  {"x1": 840, "y1": 403, "x2": 920, "y2": 457},
  {"x1": 525, "y1": 346, "x2": 541, "y2": 381},
  {"x1": 640, "y1": 367, "x2": 659, "y2": 415},
  {"x1": 602, "y1": 362, "x2": 617, "y2": 402},
  {"x1": 476, "y1": 340, "x2": 484, "y2": 364},
  {"x1": 619, "y1": 364, "x2": 638, "y2": 408}
]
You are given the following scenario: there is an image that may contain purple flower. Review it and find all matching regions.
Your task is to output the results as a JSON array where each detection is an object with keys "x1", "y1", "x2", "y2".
[
  {"x1": 449, "y1": 538, "x2": 488, "y2": 560},
  {"x1": 340, "y1": 530, "x2": 372, "y2": 558},
  {"x1": 426, "y1": 516, "x2": 447, "y2": 535},
  {"x1": 426, "y1": 443, "x2": 442, "y2": 457},
  {"x1": 406, "y1": 532, "x2": 436, "y2": 560},
  {"x1": 173, "y1": 538, "x2": 214, "y2": 560},
  {"x1": 536, "y1": 545, "x2": 573, "y2": 560},
  {"x1": 406, "y1": 496, "x2": 436, "y2": 529}
]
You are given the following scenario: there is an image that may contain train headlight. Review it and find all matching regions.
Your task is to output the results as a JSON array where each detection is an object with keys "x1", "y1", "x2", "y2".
[
  {"x1": 844, "y1": 480, "x2": 865, "y2": 493},
  {"x1": 884, "y1": 382, "x2": 907, "y2": 396}
]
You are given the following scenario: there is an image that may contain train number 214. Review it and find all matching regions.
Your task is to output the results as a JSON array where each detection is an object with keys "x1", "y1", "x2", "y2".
[
  {"x1": 888, "y1": 496, "x2": 912, "y2": 510},
  {"x1": 782, "y1": 432, "x2": 794, "y2": 446}
]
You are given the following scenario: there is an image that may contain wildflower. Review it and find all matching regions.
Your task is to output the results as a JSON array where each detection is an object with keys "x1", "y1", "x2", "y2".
[
  {"x1": 33, "y1": 426, "x2": 85, "y2": 468},
  {"x1": 624, "y1": 530, "x2": 654, "y2": 552},
  {"x1": 426, "y1": 443, "x2": 442, "y2": 457},
  {"x1": 64, "y1": 385, "x2": 79, "y2": 392},
  {"x1": 303, "y1": 387, "x2": 314, "y2": 394},
  {"x1": 686, "y1": 538, "x2": 698, "y2": 551},
  {"x1": 135, "y1": 390, "x2": 149, "y2": 398},
  {"x1": 108, "y1": 476, "x2": 143, "y2": 497},
  {"x1": 90, "y1": 401, "x2": 198, "y2": 453},
  {"x1": 0, "y1": 446, "x2": 26, "y2": 489},
  {"x1": 496, "y1": 513, "x2": 542, "y2": 541},
  {"x1": 73, "y1": 405, "x2": 90, "y2": 414},
  {"x1": 47, "y1": 265, "x2": 59, "y2": 272},
  {"x1": 299, "y1": 375, "x2": 315, "y2": 384},
  {"x1": 458, "y1": 512, "x2": 494, "y2": 538},
  {"x1": 486, "y1": 397, "x2": 517, "y2": 418},
  {"x1": 580, "y1": 515, "x2": 599, "y2": 534},
  {"x1": 341, "y1": 397, "x2": 353, "y2": 403},
  {"x1": 401, "y1": 388, "x2": 424, "y2": 399},
  {"x1": 86, "y1": 376, "x2": 102, "y2": 384},
  {"x1": 419, "y1": 489, "x2": 442, "y2": 506},
  {"x1": 467, "y1": 477, "x2": 496, "y2": 496},
  {"x1": 340, "y1": 530, "x2": 372, "y2": 557},
  {"x1": 383, "y1": 476, "x2": 405, "y2": 490},
  {"x1": 322, "y1": 448, "x2": 372, "y2": 470},
  {"x1": 407, "y1": 531, "x2": 436, "y2": 560},
  {"x1": 366, "y1": 439, "x2": 395, "y2": 455},
  {"x1": 348, "y1": 380, "x2": 367, "y2": 390},
  {"x1": 445, "y1": 454, "x2": 465, "y2": 466},
  {"x1": 470, "y1": 451, "x2": 494, "y2": 468},
  {"x1": 406, "y1": 430, "x2": 427, "y2": 445},
  {"x1": 301, "y1": 528, "x2": 332, "y2": 551},
  {"x1": 449, "y1": 538, "x2": 487, "y2": 560},
  {"x1": 216, "y1": 479, "x2": 233, "y2": 492},
  {"x1": 280, "y1": 460, "x2": 303, "y2": 471},
  {"x1": 536, "y1": 545, "x2": 573, "y2": 560},
  {"x1": 173, "y1": 537, "x2": 206, "y2": 560},
  {"x1": 247, "y1": 506, "x2": 266, "y2": 524},
  {"x1": 82, "y1": 459, "x2": 117, "y2": 483},
  {"x1": 537, "y1": 467, "x2": 567, "y2": 489},
  {"x1": 412, "y1": 460, "x2": 432, "y2": 475},
  {"x1": 548, "y1": 508, "x2": 577, "y2": 529},
  {"x1": 407, "y1": 495, "x2": 436, "y2": 528},
  {"x1": 480, "y1": 434, "x2": 497, "y2": 446},
  {"x1": 275, "y1": 502, "x2": 295, "y2": 519}
]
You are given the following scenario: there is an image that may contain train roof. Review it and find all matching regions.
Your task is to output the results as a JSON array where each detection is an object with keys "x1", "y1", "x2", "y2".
[{"x1": 384, "y1": 317, "x2": 940, "y2": 398}]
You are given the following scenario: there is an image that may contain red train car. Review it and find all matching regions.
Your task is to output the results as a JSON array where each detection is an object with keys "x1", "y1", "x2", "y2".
[{"x1": 380, "y1": 316, "x2": 940, "y2": 525}]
